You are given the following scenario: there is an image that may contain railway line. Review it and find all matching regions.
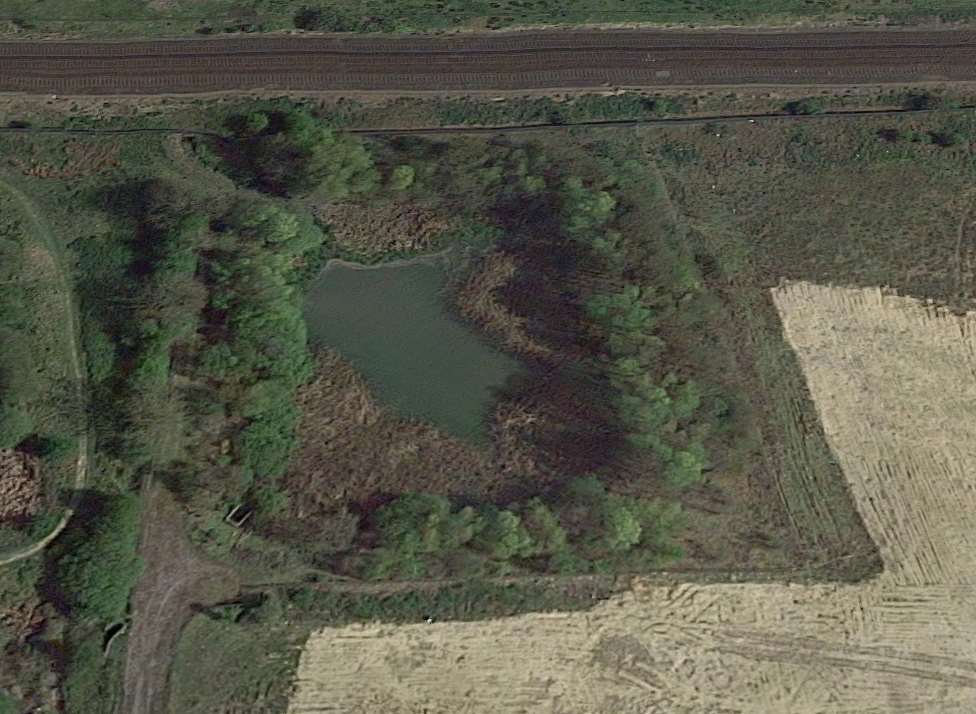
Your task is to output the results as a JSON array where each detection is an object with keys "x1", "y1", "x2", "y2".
[{"x1": 1, "y1": 29, "x2": 976, "y2": 94}]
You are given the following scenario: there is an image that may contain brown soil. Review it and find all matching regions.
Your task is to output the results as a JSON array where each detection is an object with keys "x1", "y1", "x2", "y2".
[
  {"x1": 283, "y1": 351, "x2": 547, "y2": 520},
  {"x1": 316, "y1": 201, "x2": 453, "y2": 260},
  {"x1": 455, "y1": 251, "x2": 552, "y2": 359},
  {"x1": 0, "y1": 449, "x2": 41, "y2": 523},
  {"x1": 122, "y1": 484, "x2": 240, "y2": 714},
  {"x1": 1, "y1": 30, "x2": 976, "y2": 95},
  {"x1": 287, "y1": 282, "x2": 976, "y2": 714}
]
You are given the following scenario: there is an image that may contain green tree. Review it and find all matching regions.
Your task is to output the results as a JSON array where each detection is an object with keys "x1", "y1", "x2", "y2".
[
  {"x1": 664, "y1": 445, "x2": 706, "y2": 489},
  {"x1": 601, "y1": 496, "x2": 643, "y2": 551},
  {"x1": 240, "y1": 108, "x2": 379, "y2": 197},
  {"x1": 56, "y1": 494, "x2": 143, "y2": 623},
  {"x1": 519, "y1": 499, "x2": 568, "y2": 556},
  {"x1": 389, "y1": 164, "x2": 416, "y2": 190},
  {"x1": 474, "y1": 507, "x2": 533, "y2": 560}
]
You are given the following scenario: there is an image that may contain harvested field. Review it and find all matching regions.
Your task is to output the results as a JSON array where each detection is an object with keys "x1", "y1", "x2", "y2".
[
  {"x1": 287, "y1": 283, "x2": 976, "y2": 713},
  {"x1": 2, "y1": 30, "x2": 976, "y2": 95}
]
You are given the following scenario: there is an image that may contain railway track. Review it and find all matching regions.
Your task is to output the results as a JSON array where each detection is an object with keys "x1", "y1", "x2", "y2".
[{"x1": 1, "y1": 29, "x2": 976, "y2": 94}]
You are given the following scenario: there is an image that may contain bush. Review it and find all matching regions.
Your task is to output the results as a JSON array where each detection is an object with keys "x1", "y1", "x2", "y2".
[
  {"x1": 82, "y1": 325, "x2": 115, "y2": 383},
  {"x1": 227, "y1": 107, "x2": 378, "y2": 197},
  {"x1": 784, "y1": 97, "x2": 825, "y2": 115},
  {"x1": 56, "y1": 493, "x2": 143, "y2": 623},
  {"x1": 235, "y1": 401, "x2": 299, "y2": 478}
]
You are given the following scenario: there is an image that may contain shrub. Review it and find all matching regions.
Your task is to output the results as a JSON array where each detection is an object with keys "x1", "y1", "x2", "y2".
[
  {"x1": 55, "y1": 493, "x2": 143, "y2": 623},
  {"x1": 228, "y1": 107, "x2": 378, "y2": 197},
  {"x1": 389, "y1": 164, "x2": 416, "y2": 190},
  {"x1": 82, "y1": 325, "x2": 115, "y2": 383},
  {"x1": 784, "y1": 97, "x2": 825, "y2": 115}
]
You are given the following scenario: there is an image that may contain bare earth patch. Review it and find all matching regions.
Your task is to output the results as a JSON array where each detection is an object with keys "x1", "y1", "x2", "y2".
[
  {"x1": 122, "y1": 485, "x2": 240, "y2": 714},
  {"x1": 287, "y1": 282, "x2": 976, "y2": 713},
  {"x1": 0, "y1": 449, "x2": 41, "y2": 523}
]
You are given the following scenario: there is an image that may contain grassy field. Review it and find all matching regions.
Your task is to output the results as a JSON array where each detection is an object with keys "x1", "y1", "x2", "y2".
[
  {"x1": 646, "y1": 107, "x2": 976, "y2": 573},
  {"x1": 1, "y1": 0, "x2": 975, "y2": 38}
]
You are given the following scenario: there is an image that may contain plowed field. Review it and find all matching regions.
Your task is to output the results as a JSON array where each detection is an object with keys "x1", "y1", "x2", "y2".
[
  {"x1": 287, "y1": 282, "x2": 976, "y2": 714},
  {"x1": 2, "y1": 29, "x2": 976, "y2": 94}
]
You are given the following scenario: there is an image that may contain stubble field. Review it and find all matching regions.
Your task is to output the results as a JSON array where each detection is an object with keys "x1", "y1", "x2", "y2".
[{"x1": 288, "y1": 282, "x2": 976, "y2": 713}]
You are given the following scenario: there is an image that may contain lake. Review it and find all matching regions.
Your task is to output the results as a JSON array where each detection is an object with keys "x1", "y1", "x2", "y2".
[{"x1": 304, "y1": 258, "x2": 522, "y2": 441}]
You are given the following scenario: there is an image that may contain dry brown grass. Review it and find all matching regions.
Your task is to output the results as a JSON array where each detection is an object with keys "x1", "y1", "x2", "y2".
[
  {"x1": 455, "y1": 251, "x2": 552, "y2": 359},
  {"x1": 316, "y1": 202, "x2": 453, "y2": 261},
  {"x1": 287, "y1": 283, "x2": 976, "y2": 714},
  {"x1": 0, "y1": 449, "x2": 41, "y2": 523},
  {"x1": 284, "y1": 351, "x2": 547, "y2": 521}
]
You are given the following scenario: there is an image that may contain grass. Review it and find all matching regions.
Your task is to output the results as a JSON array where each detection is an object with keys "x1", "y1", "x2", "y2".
[
  {"x1": 645, "y1": 109, "x2": 976, "y2": 575},
  {"x1": 168, "y1": 612, "x2": 303, "y2": 714},
  {"x1": 1, "y1": 0, "x2": 975, "y2": 38},
  {"x1": 0, "y1": 175, "x2": 82, "y2": 540},
  {"x1": 168, "y1": 576, "x2": 614, "y2": 714}
]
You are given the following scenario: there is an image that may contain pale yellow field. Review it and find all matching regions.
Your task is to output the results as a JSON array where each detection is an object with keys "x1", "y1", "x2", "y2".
[{"x1": 288, "y1": 282, "x2": 976, "y2": 714}]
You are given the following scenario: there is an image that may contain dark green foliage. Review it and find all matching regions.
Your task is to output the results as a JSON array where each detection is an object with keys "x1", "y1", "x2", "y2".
[
  {"x1": 432, "y1": 93, "x2": 683, "y2": 127},
  {"x1": 293, "y1": 6, "x2": 394, "y2": 32},
  {"x1": 200, "y1": 199, "x2": 327, "y2": 482},
  {"x1": 235, "y1": 401, "x2": 299, "y2": 478},
  {"x1": 565, "y1": 174, "x2": 708, "y2": 488},
  {"x1": 0, "y1": 691, "x2": 17, "y2": 714},
  {"x1": 82, "y1": 324, "x2": 115, "y2": 383},
  {"x1": 224, "y1": 107, "x2": 378, "y2": 197},
  {"x1": 358, "y1": 480, "x2": 684, "y2": 578},
  {"x1": 784, "y1": 97, "x2": 826, "y2": 115},
  {"x1": 55, "y1": 493, "x2": 143, "y2": 623},
  {"x1": 285, "y1": 578, "x2": 613, "y2": 624},
  {"x1": 557, "y1": 476, "x2": 685, "y2": 563}
]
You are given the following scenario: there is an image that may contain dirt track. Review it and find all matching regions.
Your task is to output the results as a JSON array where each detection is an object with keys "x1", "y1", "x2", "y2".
[
  {"x1": 2, "y1": 29, "x2": 976, "y2": 94},
  {"x1": 122, "y1": 485, "x2": 239, "y2": 714}
]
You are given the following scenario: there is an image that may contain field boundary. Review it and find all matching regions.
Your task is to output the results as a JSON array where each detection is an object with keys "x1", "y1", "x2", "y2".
[{"x1": 0, "y1": 102, "x2": 971, "y2": 142}]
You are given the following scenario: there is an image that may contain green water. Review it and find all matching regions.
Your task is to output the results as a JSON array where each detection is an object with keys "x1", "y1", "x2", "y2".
[{"x1": 305, "y1": 259, "x2": 522, "y2": 441}]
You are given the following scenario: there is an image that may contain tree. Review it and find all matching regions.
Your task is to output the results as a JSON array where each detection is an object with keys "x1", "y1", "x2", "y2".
[
  {"x1": 601, "y1": 497, "x2": 643, "y2": 551},
  {"x1": 237, "y1": 108, "x2": 379, "y2": 197},
  {"x1": 473, "y1": 507, "x2": 533, "y2": 560},
  {"x1": 389, "y1": 164, "x2": 416, "y2": 190},
  {"x1": 519, "y1": 499, "x2": 568, "y2": 556},
  {"x1": 56, "y1": 494, "x2": 143, "y2": 623},
  {"x1": 664, "y1": 445, "x2": 706, "y2": 489}
]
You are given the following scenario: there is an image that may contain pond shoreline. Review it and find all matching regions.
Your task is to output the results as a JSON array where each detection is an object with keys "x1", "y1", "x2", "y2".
[{"x1": 323, "y1": 248, "x2": 453, "y2": 272}]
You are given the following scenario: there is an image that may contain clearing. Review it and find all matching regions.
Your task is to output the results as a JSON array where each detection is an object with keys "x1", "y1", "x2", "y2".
[{"x1": 288, "y1": 282, "x2": 976, "y2": 713}]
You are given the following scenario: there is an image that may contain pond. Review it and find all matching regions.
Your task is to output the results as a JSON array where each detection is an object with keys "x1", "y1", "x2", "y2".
[{"x1": 304, "y1": 258, "x2": 523, "y2": 442}]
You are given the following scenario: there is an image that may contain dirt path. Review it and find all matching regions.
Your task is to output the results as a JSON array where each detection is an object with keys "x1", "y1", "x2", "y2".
[
  {"x1": 287, "y1": 283, "x2": 976, "y2": 713},
  {"x1": 0, "y1": 177, "x2": 89, "y2": 567},
  {"x1": 122, "y1": 484, "x2": 240, "y2": 714},
  {"x1": 1, "y1": 29, "x2": 976, "y2": 94}
]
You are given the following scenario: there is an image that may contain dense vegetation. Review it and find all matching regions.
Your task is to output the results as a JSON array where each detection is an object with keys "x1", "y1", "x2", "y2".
[{"x1": 0, "y1": 99, "x2": 756, "y2": 711}]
